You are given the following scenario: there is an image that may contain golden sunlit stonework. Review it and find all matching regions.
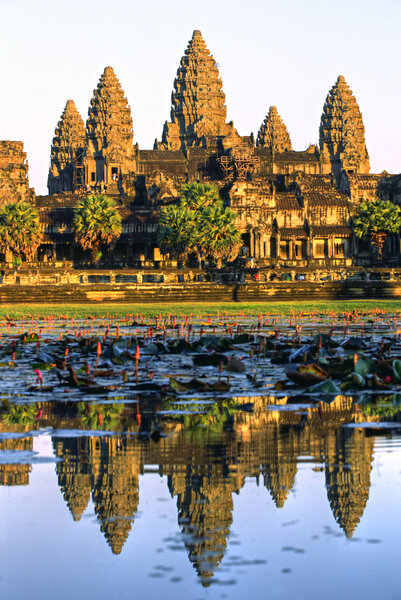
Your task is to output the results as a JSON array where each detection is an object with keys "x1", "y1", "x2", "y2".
[
  {"x1": 1, "y1": 29, "x2": 400, "y2": 269},
  {"x1": 256, "y1": 106, "x2": 292, "y2": 153}
]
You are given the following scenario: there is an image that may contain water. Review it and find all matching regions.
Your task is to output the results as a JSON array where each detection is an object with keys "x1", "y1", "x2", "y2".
[
  {"x1": 1, "y1": 399, "x2": 401, "y2": 599},
  {"x1": 1, "y1": 310, "x2": 401, "y2": 599}
]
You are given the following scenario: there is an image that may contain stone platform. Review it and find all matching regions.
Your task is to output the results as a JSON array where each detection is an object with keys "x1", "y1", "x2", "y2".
[{"x1": 0, "y1": 280, "x2": 400, "y2": 304}]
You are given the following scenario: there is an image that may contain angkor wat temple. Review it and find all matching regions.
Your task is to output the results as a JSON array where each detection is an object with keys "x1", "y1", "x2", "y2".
[{"x1": 1, "y1": 30, "x2": 401, "y2": 268}]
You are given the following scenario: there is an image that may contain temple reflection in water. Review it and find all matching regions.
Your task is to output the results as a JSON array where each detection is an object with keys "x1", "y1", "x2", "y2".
[{"x1": 0, "y1": 394, "x2": 375, "y2": 584}]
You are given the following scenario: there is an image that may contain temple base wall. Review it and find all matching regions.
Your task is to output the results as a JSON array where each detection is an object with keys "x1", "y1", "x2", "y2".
[{"x1": 0, "y1": 274, "x2": 400, "y2": 304}]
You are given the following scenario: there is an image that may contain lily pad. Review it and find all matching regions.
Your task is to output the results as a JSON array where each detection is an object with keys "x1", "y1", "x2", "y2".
[
  {"x1": 308, "y1": 379, "x2": 342, "y2": 395},
  {"x1": 286, "y1": 364, "x2": 328, "y2": 386}
]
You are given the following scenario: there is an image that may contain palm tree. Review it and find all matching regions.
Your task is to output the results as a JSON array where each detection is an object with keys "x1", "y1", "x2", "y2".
[
  {"x1": 179, "y1": 181, "x2": 220, "y2": 212},
  {"x1": 0, "y1": 201, "x2": 41, "y2": 262},
  {"x1": 73, "y1": 195, "x2": 122, "y2": 262},
  {"x1": 198, "y1": 202, "x2": 241, "y2": 268},
  {"x1": 353, "y1": 199, "x2": 401, "y2": 260},
  {"x1": 157, "y1": 204, "x2": 198, "y2": 261}
]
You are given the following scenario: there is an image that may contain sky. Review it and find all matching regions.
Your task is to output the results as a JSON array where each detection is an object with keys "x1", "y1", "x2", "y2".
[{"x1": 0, "y1": 0, "x2": 400, "y2": 194}]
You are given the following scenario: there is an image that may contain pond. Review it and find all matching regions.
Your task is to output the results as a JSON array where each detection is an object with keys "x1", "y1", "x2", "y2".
[{"x1": 1, "y1": 309, "x2": 401, "y2": 599}]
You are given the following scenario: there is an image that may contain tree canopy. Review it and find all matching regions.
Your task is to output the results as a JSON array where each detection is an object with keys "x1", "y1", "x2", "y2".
[
  {"x1": 157, "y1": 205, "x2": 198, "y2": 258},
  {"x1": 179, "y1": 181, "x2": 220, "y2": 212},
  {"x1": 157, "y1": 182, "x2": 241, "y2": 266},
  {"x1": 198, "y1": 203, "x2": 241, "y2": 267},
  {"x1": 0, "y1": 201, "x2": 41, "y2": 261},
  {"x1": 353, "y1": 199, "x2": 401, "y2": 260},
  {"x1": 73, "y1": 194, "x2": 122, "y2": 262}
]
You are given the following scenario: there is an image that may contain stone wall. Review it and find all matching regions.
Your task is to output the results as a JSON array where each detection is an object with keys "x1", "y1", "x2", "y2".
[{"x1": 0, "y1": 141, "x2": 34, "y2": 204}]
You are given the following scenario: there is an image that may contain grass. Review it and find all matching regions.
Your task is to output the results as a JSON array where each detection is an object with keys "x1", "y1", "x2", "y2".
[{"x1": 0, "y1": 299, "x2": 400, "y2": 319}]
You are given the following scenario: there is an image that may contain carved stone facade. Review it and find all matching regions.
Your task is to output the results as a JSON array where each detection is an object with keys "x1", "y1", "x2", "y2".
[
  {"x1": 0, "y1": 141, "x2": 34, "y2": 204},
  {"x1": 256, "y1": 106, "x2": 292, "y2": 153},
  {"x1": 48, "y1": 100, "x2": 86, "y2": 195},
  {"x1": 319, "y1": 76, "x2": 370, "y2": 184},
  {"x1": 0, "y1": 30, "x2": 399, "y2": 267},
  {"x1": 154, "y1": 30, "x2": 239, "y2": 151},
  {"x1": 85, "y1": 66, "x2": 136, "y2": 191}
]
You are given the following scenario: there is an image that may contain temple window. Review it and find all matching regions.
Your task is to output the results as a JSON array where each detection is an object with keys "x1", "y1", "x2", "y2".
[
  {"x1": 314, "y1": 239, "x2": 328, "y2": 258},
  {"x1": 358, "y1": 239, "x2": 370, "y2": 254},
  {"x1": 334, "y1": 240, "x2": 345, "y2": 256},
  {"x1": 91, "y1": 172, "x2": 96, "y2": 182},
  {"x1": 279, "y1": 240, "x2": 290, "y2": 259}
]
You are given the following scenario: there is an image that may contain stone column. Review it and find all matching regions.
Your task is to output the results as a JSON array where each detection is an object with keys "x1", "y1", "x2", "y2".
[
  {"x1": 265, "y1": 235, "x2": 270, "y2": 258},
  {"x1": 249, "y1": 230, "x2": 254, "y2": 257},
  {"x1": 255, "y1": 233, "x2": 260, "y2": 259}
]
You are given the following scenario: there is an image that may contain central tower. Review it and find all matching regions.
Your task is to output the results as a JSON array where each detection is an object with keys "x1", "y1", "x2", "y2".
[{"x1": 154, "y1": 30, "x2": 238, "y2": 151}]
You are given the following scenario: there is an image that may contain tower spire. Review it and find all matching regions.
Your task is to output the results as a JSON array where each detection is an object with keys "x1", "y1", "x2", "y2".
[
  {"x1": 256, "y1": 106, "x2": 292, "y2": 153},
  {"x1": 155, "y1": 30, "x2": 237, "y2": 150},
  {"x1": 319, "y1": 75, "x2": 370, "y2": 182}
]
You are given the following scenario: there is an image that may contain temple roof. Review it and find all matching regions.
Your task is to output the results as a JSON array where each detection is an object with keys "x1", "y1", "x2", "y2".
[
  {"x1": 256, "y1": 106, "x2": 292, "y2": 152},
  {"x1": 312, "y1": 225, "x2": 353, "y2": 237},
  {"x1": 276, "y1": 193, "x2": 302, "y2": 211},
  {"x1": 303, "y1": 191, "x2": 349, "y2": 207},
  {"x1": 156, "y1": 30, "x2": 237, "y2": 150},
  {"x1": 319, "y1": 75, "x2": 370, "y2": 173},
  {"x1": 86, "y1": 66, "x2": 134, "y2": 159},
  {"x1": 280, "y1": 226, "x2": 307, "y2": 238},
  {"x1": 273, "y1": 151, "x2": 319, "y2": 164}
]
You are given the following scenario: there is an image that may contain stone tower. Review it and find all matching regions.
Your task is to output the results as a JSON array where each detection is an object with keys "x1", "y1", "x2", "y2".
[
  {"x1": 91, "y1": 437, "x2": 140, "y2": 555},
  {"x1": 262, "y1": 429, "x2": 297, "y2": 508},
  {"x1": 325, "y1": 428, "x2": 374, "y2": 538},
  {"x1": 48, "y1": 100, "x2": 86, "y2": 194},
  {"x1": 319, "y1": 75, "x2": 370, "y2": 183},
  {"x1": 0, "y1": 142, "x2": 33, "y2": 205},
  {"x1": 256, "y1": 106, "x2": 292, "y2": 153},
  {"x1": 53, "y1": 437, "x2": 92, "y2": 522},
  {"x1": 155, "y1": 30, "x2": 239, "y2": 151},
  {"x1": 168, "y1": 465, "x2": 237, "y2": 587},
  {"x1": 86, "y1": 66, "x2": 136, "y2": 190}
]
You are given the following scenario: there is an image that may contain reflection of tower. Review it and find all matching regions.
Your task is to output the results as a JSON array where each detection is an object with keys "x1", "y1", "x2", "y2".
[
  {"x1": 325, "y1": 428, "x2": 374, "y2": 538},
  {"x1": 53, "y1": 437, "x2": 92, "y2": 521},
  {"x1": 262, "y1": 428, "x2": 298, "y2": 508},
  {"x1": 0, "y1": 432, "x2": 32, "y2": 486},
  {"x1": 91, "y1": 437, "x2": 140, "y2": 555},
  {"x1": 168, "y1": 463, "x2": 240, "y2": 587}
]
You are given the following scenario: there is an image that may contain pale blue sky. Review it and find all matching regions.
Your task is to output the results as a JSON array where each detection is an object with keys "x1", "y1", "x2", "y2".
[{"x1": 0, "y1": 0, "x2": 400, "y2": 194}]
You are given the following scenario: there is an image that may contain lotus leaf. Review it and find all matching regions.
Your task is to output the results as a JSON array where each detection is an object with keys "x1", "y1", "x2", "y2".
[
  {"x1": 308, "y1": 379, "x2": 342, "y2": 395},
  {"x1": 286, "y1": 364, "x2": 328, "y2": 386}
]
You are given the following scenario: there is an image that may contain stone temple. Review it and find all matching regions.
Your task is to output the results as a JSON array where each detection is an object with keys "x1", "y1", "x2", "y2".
[{"x1": 1, "y1": 29, "x2": 401, "y2": 268}]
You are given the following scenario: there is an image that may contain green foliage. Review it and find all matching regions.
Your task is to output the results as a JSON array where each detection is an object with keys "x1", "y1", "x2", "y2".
[
  {"x1": 0, "y1": 300, "x2": 399, "y2": 320},
  {"x1": 2, "y1": 403, "x2": 38, "y2": 425},
  {"x1": 158, "y1": 182, "x2": 241, "y2": 266},
  {"x1": 77, "y1": 401, "x2": 123, "y2": 430},
  {"x1": 73, "y1": 195, "x2": 122, "y2": 262},
  {"x1": 179, "y1": 181, "x2": 220, "y2": 211},
  {"x1": 198, "y1": 202, "x2": 241, "y2": 267},
  {"x1": 0, "y1": 202, "x2": 41, "y2": 261},
  {"x1": 353, "y1": 199, "x2": 401, "y2": 259},
  {"x1": 162, "y1": 397, "x2": 235, "y2": 434},
  {"x1": 157, "y1": 204, "x2": 197, "y2": 258}
]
